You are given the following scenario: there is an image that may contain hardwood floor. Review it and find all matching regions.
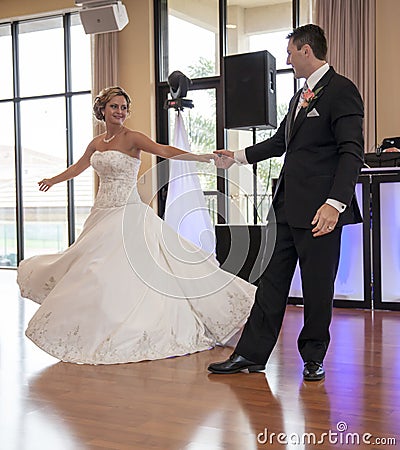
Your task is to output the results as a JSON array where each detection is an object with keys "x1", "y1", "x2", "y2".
[{"x1": 1, "y1": 269, "x2": 399, "y2": 449}]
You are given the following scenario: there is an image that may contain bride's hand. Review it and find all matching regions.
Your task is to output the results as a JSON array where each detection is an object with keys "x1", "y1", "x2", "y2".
[{"x1": 38, "y1": 179, "x2": 54, "y2": 192}]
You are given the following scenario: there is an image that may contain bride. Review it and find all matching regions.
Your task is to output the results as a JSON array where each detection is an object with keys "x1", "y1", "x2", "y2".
[{"x1": 17, "y1": 86, "x2": 256, "y2": 365}]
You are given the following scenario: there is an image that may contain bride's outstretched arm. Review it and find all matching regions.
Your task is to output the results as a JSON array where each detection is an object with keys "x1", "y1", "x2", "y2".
[
  {"x1": 130, "y1": 130, "x2": 215, "y2": 163},
  {"x1": 38, "y1": 141, "x2": 96, "y2": 191}
]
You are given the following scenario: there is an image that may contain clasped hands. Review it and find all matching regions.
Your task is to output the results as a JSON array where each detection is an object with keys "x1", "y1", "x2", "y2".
[
  {"x1": 213, "y1": 149, "x2": 235, "y2": 169},
  {"x1": 197, "y1": 150, "x2": 235, "y2": 168}
]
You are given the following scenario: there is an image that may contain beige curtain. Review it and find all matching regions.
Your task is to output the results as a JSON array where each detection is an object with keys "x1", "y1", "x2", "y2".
[
  {"x1": 92, "y1": 32, "x2": 119, "y2": 137},
  {"x1": 315, "y1": 0, "x2": 376, "y2": 153},
  {"x1": 91, "y1": 32, "x2": 119, "y2": 191}
]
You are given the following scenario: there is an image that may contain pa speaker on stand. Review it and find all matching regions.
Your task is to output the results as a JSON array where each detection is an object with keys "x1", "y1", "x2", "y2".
[
  {"x1": 224, "y1": 50, "x2": 277, "y2": 130},
  {"x1": 223, "y1": 50, "x2": 277, "y2": 224}
]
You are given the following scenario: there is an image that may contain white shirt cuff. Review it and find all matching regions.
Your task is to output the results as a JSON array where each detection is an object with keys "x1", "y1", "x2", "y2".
[
  {"x1": 234, "y1": 149, "x2": 248, "y2": 165},
  {"x1": 326, "y1": 198, "x2": 347, "y2": 213}
]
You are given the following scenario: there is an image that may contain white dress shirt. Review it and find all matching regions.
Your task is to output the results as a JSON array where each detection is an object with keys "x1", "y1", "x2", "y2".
[{"x1": 233, "y1": 62, "x2": 346, "y2": 213}]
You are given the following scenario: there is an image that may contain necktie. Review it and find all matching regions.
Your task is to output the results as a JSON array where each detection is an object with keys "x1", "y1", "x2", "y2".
[{"x1": 295, "y1": 81, "x2": 308, "y2": 117}]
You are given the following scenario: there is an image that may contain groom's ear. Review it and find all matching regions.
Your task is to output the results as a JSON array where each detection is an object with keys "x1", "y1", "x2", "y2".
[{"x1": 303, "y1": 44, "x2": 313, "y2": 58}]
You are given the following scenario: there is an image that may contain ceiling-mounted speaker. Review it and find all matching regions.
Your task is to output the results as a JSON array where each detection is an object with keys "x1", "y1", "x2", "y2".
[{"x1": 79, "y1": 2, "x2": 129, "y2": 34}]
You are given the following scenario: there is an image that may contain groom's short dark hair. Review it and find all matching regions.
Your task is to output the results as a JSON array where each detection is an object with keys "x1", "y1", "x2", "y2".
[{"x1": 287, "y1": 24, "x2": 328, "y2": 60}]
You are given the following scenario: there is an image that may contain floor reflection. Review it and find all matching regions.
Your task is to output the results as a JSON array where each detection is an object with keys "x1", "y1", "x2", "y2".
[{"x1": 1, "y1": 270, "x2": 400, "y2": 449}]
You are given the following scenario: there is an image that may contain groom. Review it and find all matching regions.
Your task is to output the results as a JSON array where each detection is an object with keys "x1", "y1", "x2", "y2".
[{"x1": 209, "y1": 24, "x2": 364, "y2": 380}]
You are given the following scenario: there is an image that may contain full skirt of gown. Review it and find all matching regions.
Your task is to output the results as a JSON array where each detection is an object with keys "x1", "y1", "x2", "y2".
[{"x1": 17, "y1": 150, "x2": 256, "y2": 364}]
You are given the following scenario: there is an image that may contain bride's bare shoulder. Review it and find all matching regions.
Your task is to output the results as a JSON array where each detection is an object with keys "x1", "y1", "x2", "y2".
[
  {"x1": 125, "y1": 129, "x2": 146, "y2": 139},
  {"x1": 125, "y1": 129, "x2": 152, "y2": 148}
]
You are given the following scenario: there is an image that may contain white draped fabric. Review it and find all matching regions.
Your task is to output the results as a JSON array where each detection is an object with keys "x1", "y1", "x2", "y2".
[{"x1": 164, "y1": 112, "x2": 216, "y2": 258}]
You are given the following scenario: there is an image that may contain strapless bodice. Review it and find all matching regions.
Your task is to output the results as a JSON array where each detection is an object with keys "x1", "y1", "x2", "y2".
[{"x1": 90, "y1": 150, "x2": 141, "y2": 208}]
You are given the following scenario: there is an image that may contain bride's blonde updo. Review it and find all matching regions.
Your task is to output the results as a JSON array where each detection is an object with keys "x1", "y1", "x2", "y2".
[{"x1": 93, "y1": 86, "x2": 132, "y2": 121}]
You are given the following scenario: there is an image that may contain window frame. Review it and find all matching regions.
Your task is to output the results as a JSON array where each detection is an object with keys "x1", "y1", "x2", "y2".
[
  {"x1": 0, "y1": 12, "x2": 91, "y2": 265},
  {"x1": 154, "y1": 0, "x2": 301, "y2": 225}
]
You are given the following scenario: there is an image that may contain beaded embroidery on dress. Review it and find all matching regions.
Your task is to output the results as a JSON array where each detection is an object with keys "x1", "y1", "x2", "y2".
[{"x1": 17, "y1": 150, "x2": 256, "y2": 364}]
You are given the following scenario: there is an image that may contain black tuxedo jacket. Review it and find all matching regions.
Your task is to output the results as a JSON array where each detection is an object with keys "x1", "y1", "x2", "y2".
[{"x1": 245, "y1": 67, "x2": 364, "y2": 228}]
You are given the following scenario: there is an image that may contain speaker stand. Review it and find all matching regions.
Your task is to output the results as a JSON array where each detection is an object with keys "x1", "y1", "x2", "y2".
[{"x1": 251, "y1": 127, "x2": 258, "y2": 225}]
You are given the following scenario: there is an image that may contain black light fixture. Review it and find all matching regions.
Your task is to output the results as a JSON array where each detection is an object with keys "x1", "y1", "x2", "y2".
[{"x1": 164, "y1": 71, "x2": 194, "y2": 111}]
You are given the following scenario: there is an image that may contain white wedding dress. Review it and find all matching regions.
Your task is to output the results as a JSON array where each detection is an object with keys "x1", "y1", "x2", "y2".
[{"x1": 17, "y1": 150, "x2": 256, "y2": 364}]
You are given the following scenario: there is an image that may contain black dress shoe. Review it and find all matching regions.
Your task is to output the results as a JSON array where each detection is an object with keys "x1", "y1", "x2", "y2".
[
  {"x1": 303, "y1": 361, "x2": 325, "y2": 381},
  {"x1": 208, "y1": 353, "x2": 265, "y2": 374}
]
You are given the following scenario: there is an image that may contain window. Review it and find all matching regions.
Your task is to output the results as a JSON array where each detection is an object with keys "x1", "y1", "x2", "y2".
[
  {"x1": 155, "y1": 0, "x2": 223, "y2": 222},
  {"x1": 0, "y1": 24, "x2": 16, "y2": 267},
  {"x1": 155, "y1": 0, "x2": 312, "y2": 224},
  {"x1": 225, "y1": 2, "x2": 294, "y2": 224},
  {"x1": 0, "y1": 14, "x2": 91, "y2": 267},
  {"x1": 168, "y1": 88, "x2": 218, "y2": 223},
  {"x1": 162, "y1": 0, "x2": 220, "y2": 81}
]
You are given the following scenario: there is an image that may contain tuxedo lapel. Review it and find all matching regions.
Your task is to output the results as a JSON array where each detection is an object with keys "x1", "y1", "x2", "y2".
[
  {"x1": 285, "y1": 89, "x2": 302, "y2": 144},
  {"x1": 289, "y1": 105, "x2": 307, "y2": 141},
  {"x1": 287, "y1": 68, "x2": 336, "y2": 143}
]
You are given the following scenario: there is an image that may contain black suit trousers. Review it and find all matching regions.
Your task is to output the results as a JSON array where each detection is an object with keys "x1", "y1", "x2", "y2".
[{"x1": 235, "y1": 206, "x2": 342, "y2": 365}]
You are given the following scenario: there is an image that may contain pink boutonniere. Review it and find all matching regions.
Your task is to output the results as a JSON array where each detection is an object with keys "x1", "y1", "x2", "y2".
[{"x1": 301, "y1": 86, "x2": 323, "y2": 111}]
